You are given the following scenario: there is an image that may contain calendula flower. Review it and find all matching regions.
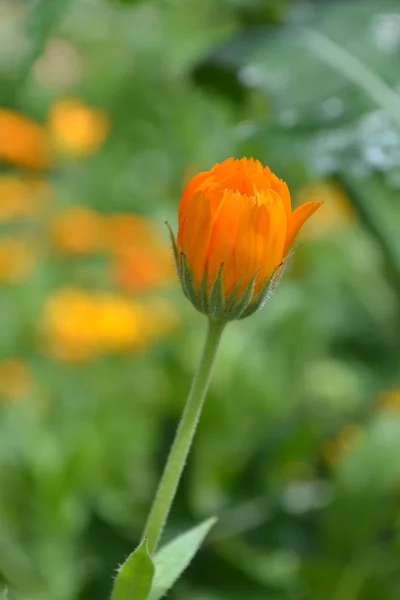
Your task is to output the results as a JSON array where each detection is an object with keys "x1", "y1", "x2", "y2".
[
  {"x1": 0, "y1": 359, "x2": 34, "y2": 402},
  {"x1": 48, "y1": 98, "x2": 109, "y2": 157},
  {"x1": 172, "y1": 157, "x2": 322, "y2": 320},
  {"x1": 0, "y1": 109, "x2": 51, "y2": 169}
]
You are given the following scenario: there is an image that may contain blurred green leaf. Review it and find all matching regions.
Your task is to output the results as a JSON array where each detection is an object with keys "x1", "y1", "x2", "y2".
[
  {"x1": 111, "y1": 540, "x2": 154, "y2": 600},
  {"x1": 0, "y1": 587, "x2": 9, "y2": 600},
  {"x1": 213, "y1": 0, "x2": 400, "y2": 109},
  {"x1": 148, "y1": 517, "x2": 216, "y2": 600},
  {"x1": 24, "y1": 0, "x2": 70, "y2": 75},
  {"x1": 324, "y1": 415, "x2": 400, "y2": 558}
]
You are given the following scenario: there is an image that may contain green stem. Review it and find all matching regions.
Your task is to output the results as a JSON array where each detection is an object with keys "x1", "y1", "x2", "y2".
[{"x1": 143, "y1": 318, "x2": 226, "y2": 554}]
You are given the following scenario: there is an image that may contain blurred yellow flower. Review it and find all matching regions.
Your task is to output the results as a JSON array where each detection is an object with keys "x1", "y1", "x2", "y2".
[
  {"x1": 0, "y1": 359, "x2": 33, "y2": 402},
  {"x1": 0, "y1": 237, "x2": 38, "y2": 283},
  {"x1": 0, "y1": 108, "x2": 51, "y2": 169},
  {"x1": 0, "y1": 176, "x2": 52, "y2": 222},
  {"x1": 40, "y1": 287, "x2": 178, "y2": 362},
  {"x1": 96, "y1": 294, "x2": 177, "y2": 352},
  {"x1": 322, "y1": 424, "x2": 364, "y2": 466},
  {"x1": 48, "y1": 98, "x2": 109, "y2": 157},
  {"x1": 96, "y1": 293, "x2": 147, "y2": 352},
  {"x1": 376, "y1": 388, "x2": 400, "y2": 413},
  {"x1": 297, "y1": 181, "x2": 355, "y2": 240},
  {"x1": 50, "y1": 206, "x2": 105, "y2": 255},
  {"x1": 39, "y1": 288, "x2": 101, "y2": 362}
]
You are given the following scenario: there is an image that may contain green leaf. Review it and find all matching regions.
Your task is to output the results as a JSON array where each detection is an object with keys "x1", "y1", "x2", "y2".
[
  {"x1": 24, "y1": 0, "x2": 70, "y2": 72},
  {"x1": 111, "y1": 539, "x2": 155, "y2": 600},
  {"x1": 148, "y1": 517, "x2": 217, "y2": 600}
]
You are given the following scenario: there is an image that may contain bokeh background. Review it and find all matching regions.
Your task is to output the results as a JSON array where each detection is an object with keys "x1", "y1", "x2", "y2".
[{"x1": 1, "y1": 0, "x2": 400, "y2": 599}]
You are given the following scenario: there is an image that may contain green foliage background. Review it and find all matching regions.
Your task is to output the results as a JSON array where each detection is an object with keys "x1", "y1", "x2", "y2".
[{"x1": 2, "y1": 0, "x2": 400, "y2": 599}]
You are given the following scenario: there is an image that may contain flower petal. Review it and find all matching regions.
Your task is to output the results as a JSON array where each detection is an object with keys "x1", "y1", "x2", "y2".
[
  {"x1": 179, "y1": 191, "x2": 213, "y2": 288},
  {"x1": 179, "y1": 170, "x2": 213, "y2": 221},
  {"x1": 205, "y1": 191, "x2": 243, "y2": 293},
  {"x1": 258, "y1": 191, "x2": 287, "y2": 291},
  {"x1": 225, "y1": 203, "x2": 254, "y2": 295},
  {"x1": 228, "y1": 201, "x2": 271, "y2": 296},
  {"x1": 284, "y1": 201, "x2": 323, "y2": 254}
]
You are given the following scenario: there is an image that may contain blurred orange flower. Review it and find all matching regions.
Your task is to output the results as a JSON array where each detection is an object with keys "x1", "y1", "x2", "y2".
[
  {"x1": 50, "y1": 206, "x2": 105, "y2": 255},
  {"x1": 114, "y1": 246, "x2": 174, "y2": 292},
  {"x1": 40, "y1": 287, "x2": 178, "y2": 362},
  {"x1": 0, "y1": 176, "x2": 52, "y2": 222},
  {"x1": 104, "y1": 214, "x2": 159, "y2": 253},
  {"x1": 105, "y1": 214, "x2": 174, "y2": 291},
  {"x1": 0, "y1": 109, "x2": 51, "y2": 169},
  {"x1": 297, "y1": 181, "x2": 355, "y2": 240},
  {"x1": 0, "y1": 359, "x2": 33, "y2": 402},
  {"x1": 0, "y1": 238, "x2": 38, "y2": 283},
  {"x1": 48, "y1": 98, "x2": 109, "y2": 157},
  {"x1": 49, "y1": 209, "x2": 174, "y2": 290}
]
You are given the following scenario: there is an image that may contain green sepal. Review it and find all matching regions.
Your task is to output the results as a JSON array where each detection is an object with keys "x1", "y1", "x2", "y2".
[
  {"x1": 238, "y1": 275, "x2": 274, "y2": 320},
  {"x1": 174, "y1": 242, "x2": 294, "y2": 321},
  {"x1": 165, "y1": 222, "x2": 179, "y2": 272},
  {"x1": 208, "y1": 264, "x2": 225, "y2": 320},
  {"x1": 225, "y1": 273, "x2": 257, "y2": 320},
  {"x1": 239, "y1": 250, "x2": 294, "y2": 319},
  {"x1": 177, "y1": 252, "x2": 190, "y2": 298},
  {"x1": 199, "y1": 269, "x2": 209, "y2": 314},
  {"x1": 179, "y1": 254, "x2": 201, "y2": 311},
  {"x1": 223, "y1": 279, "x2": 242, "y2": 315}
]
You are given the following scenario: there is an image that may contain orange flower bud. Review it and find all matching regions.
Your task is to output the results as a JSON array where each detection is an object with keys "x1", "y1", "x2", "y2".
[{"x1": 171, "y1": 157, "x2": 322, "y2": 320}]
